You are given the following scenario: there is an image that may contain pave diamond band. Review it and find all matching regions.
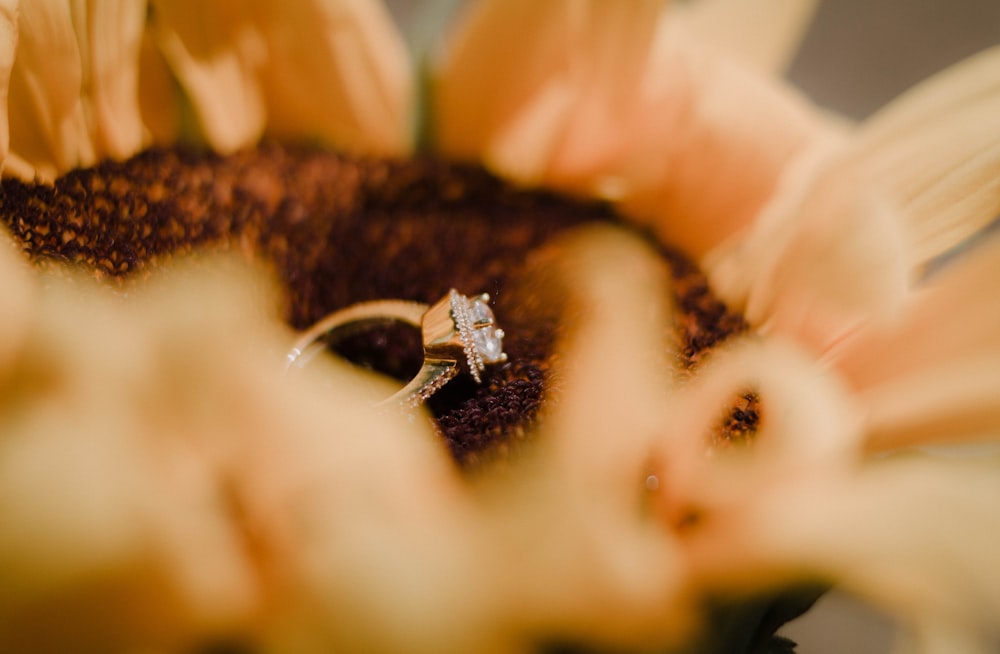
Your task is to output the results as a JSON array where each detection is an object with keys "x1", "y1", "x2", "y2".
[
  {"x1": 449, "y1": 289, "x2": 506, "y2": 383},
  {"x1": 286, "y1": 290, "x2": 507, "y2": 407}
]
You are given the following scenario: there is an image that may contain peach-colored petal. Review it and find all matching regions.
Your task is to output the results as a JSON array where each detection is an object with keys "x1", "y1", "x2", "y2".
[
  {"x1": 6, "y1": 0, "x2": 96, "y2": 180},
  {"x1": 862, "y1": 357, "x2": 1000, "y2": 452},
  {"x1": 148, "y1": 0, "x2": 267, "y2": 153},
  {"x1": 70, "y1": 0, "x2": 147, "y2": 159},
  {"x1": 672, "y1": 338, "x2": 861, "y2": 465},
  {"x1": 434, "y1": 0, "x2": 666, "y2": 177},
  {"x1": 539, "y1": 226, "x2": 673, "y2": 497},
  {"x1": 846, "y1": 46, "x2": 1000, "y2": 271},
  {"x1": 0, "y1": 227, "x2": 33, "y2": 380},
  {"x1": 830, "y1": 231, "x2": 1000, "y2": 391},
  {"x1": 0, "y1": 268, "x2": 265, "y2": 650},
  {"x1": 685, "y1": 456, "x2": 1000, "y2": 654},
  {"x1": 491, "y1": 227, "x2": 687, "y2": 648},
  {"x1": 656, "y1": 337, "x2": 863, "y2": 520},
  {"x1": 433, "y1": 0, "x2": 833, "y2": 258},
  {"x1": 254, "y1": 0, "x2": 414, "y2": 155},
  {"x1": 669, "y1": 0, "x2": 819, "y2": 73},
  {"x1": 136, "y1": 25, "x2": 180, "y2": 146},
  {"x1": 0, "y1": 0, "x2": 16, "y2": 171},
  {"x1": 614, "y1": 21, "x2": 836, "y2": 259},
  {"x1": 708, "y1": 153, "x2": 910, "y2": 354},
  {"x1": 149, "y1": 0, "x2": 413, "y2": 156}
]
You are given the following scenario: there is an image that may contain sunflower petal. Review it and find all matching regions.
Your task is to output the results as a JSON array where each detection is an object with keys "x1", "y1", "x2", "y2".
[
  {"x1": 433, "y1": 0, "x2": 832, "y2": 258},
  {"x1": 149, "y1": 0, "x2": 267, "y2": 153},
  {"x1": 831, "y1": 231, "x2": 1000, "y2": 391},
  {"x1": 136, "y1": 26, "x2": 181, "y2": 146},
  {"x1": 150, "y1": 0, "x2": 413, "y2": 156},
  {"x1": 616, "y1": 24, "x2": 835, "y2": 258},
  {"x1": 492, "y1": 228, "x2": 688, "y2": 646},
  {"x1": 847, "y1": 46, "x2": 1000, "y2": 271},
  {"x1": 829, "y1": 232, "x2": 1000, "y2": 451},
  {"x1": 6, "y1": 0, "x2": 96, "y2": 180},
  {"x1": 0, "y1": 228, "x2": 33, "y2": 374},
  {"x1": 686, "y1": 456, "x2": 1000, "y2": 654},
  {"x1": 656, "y1": 337, "x2": 863, "y2": 517},
  {"x1": 254, "y1": 0, "x2": 414, "y2": 155},
  {"x1": 433, "y1": 0, "x2": 666, "y2": 174},
  {"x1": 669, "y1": 0, "x2": 819, "y2": 73},
  {"x1": 862, "y1": 357, "x2": 1000, "y2": 452},
  {"x1": 71, "y1": 0, "x2": 147, "y2": 159},
  {"x1": 537, "y1": 226, "x2": 674, "y2": 501},
  {"x1": 0, "y1": 0, "x2": 16, "y2": 171},
  {"x1": 708, "y1": 154, "x2": 910, "y2": 354}
]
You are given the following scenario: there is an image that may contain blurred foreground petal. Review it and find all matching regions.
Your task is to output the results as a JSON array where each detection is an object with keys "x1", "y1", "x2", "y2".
[
  {"x1": 686, "y1": 456, "x2": 1000, "y2": 654},
  {"x1": 0, "y1": 227, "x2": 33, "y2": 374},
  {"x1": 490, "y1": 227, "x2": 688, "y2": 649}
]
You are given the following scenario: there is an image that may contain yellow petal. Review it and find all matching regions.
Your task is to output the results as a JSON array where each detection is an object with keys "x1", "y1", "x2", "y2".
[
  {"x1": 148, "y1": 0, "x2": 267, "y2": 153},
  {"x1": 669, "y1": 0, "x2": 819, "y2": 73},
  {"x1": 433, "y1": 0, "x2": 833, "y2": 258},
  {"x1": 255, "y1": 0, "x2": 414, "y2": 155},
  {"x1": 7, "y1": 0, "x2": 96, "y2": 180},
  {"x1": 71, "y1": 0, "x2": 148, "y2": 159},
  {"x1": 847, "y1": 45, "x2": 1000, "y2": 271}
]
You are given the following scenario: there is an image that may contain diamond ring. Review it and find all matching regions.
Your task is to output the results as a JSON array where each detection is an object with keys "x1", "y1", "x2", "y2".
[{"x1": 286, "y1": 290, "x2": 507, "y2": 407}]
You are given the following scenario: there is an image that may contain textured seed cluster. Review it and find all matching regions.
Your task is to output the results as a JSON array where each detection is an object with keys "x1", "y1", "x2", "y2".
[{"x1": 1, "y1": 143, "x2": 755, "y2": 466}]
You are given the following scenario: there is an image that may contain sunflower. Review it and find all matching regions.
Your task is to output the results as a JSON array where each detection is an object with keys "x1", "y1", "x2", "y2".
[{"x1": 1, "y1": 1, "x2": 999, "y2": 653}]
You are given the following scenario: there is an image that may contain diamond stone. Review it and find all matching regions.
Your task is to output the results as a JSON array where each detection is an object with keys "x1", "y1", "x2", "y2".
[
  {"x1": 468, "y1": 299, "x2": 505, "y2": 364},
  {"x1": 448, "y1": 290, "x2": 507, "y2": 383}
]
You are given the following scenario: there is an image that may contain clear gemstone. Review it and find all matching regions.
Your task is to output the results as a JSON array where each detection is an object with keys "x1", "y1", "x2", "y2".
[
  {"x1": 473, "y1": 327, "x2": 504, "y2": 363},
  {"x1": 468, "y1": 299, "x2": 505, "y2": 363}
]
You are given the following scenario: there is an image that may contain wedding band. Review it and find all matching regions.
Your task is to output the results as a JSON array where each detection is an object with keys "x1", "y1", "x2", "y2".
[{"x1": 286, "y1": 290, "x2": 507, "y2": 407}]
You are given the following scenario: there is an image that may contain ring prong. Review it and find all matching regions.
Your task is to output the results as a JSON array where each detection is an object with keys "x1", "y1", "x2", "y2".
[{"x1": 478, "y1": 293, "x2": 491, "y2": 303}]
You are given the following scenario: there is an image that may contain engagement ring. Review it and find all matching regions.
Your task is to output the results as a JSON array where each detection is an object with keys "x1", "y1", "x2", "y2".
[{"x1": 287, "y1": 290, "x2": 507, "y2": 407}]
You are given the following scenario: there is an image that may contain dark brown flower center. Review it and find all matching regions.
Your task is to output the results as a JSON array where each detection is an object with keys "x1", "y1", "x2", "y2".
[{"x1": 0, "y1": 142, "x2": 756, "y2": 466}]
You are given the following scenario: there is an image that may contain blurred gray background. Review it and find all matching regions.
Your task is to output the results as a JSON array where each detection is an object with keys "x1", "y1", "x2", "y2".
[
  {"x1": 387, "y1": 0, "x2": 1000, "y2": 652},
  {"x1": 789, "y1": 0, "x2": 1000, "y2": 119}
]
